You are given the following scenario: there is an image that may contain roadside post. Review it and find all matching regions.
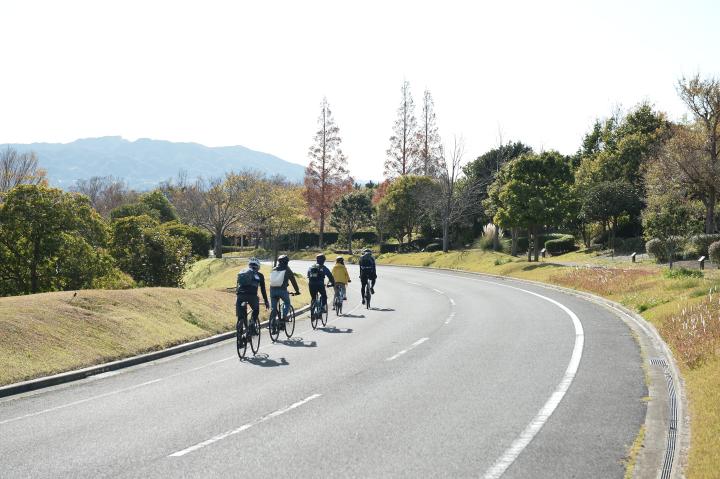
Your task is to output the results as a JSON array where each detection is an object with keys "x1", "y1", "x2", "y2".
[
  {"x1": 631, "y1": 252, "x2": 637, "y2": 263},
  {"x1": 540, "y1": 248, "x2": 547, "y2": 259},
  {"x1": 699, "y1": 256, "x2": 706, "y2": 270}
]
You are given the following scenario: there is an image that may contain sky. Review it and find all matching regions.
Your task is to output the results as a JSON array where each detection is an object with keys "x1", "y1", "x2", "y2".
[{"x1": 1, "y1": 0, "x2": 718, "y2": 181}]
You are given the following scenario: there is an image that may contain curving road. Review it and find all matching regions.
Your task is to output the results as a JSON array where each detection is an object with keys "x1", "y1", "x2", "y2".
[{"x1": 0, "y1": 263, "x2": 647, "y2": 478}]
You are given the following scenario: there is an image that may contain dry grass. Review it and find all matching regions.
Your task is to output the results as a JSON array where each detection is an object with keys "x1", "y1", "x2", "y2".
[{"x1": 550, "y1": 267, "x2": 657, "y2": 297}]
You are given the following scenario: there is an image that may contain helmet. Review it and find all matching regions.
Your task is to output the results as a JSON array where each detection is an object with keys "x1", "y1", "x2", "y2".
[
  {"x1": 248, "y1": 257, "x2": 260, "y2": 269},
  {"x1": 336, "y1": 256, "x2": 344, "y2": 264},
  {"x1": 316, "y1": 254, "x2": 326, "y2": 264},
  {"x1": 362, "y1": 248, "x2": 372, "y2": 254},
  {"x1": 278, "y1": 254, "x2": 289, "y2": 264}
]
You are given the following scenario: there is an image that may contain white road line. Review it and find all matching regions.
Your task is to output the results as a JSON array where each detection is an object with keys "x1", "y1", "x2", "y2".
[
  {"x1": 169, "y1": 393, "x2": 322, "y2": 457},
  {"x1": 444, "y1": 312, "x2": 456, "y2": 325},
  {"x1": 449, "y1": 298, "x2": 456, "y2": 306},
  {"x1": 422, "y1": 272, "x2": 584, "y2": 479},
  {"x1": 432, "y1": 288, "x2": 444, "y2": 294},
  {"x1": 386, "y1": 337, "x2": 429, "y2": 361}
]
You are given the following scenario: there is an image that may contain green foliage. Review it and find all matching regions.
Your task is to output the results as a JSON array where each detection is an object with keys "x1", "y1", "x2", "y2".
[
  {"x1": 329, "y1": 191, "x2": 373, "y2": 250},
  {"x1": 646, "y1": 238, "x2": 668, "y2": 263},
  {"x1": 688, "y1": 234, "x2": 720, "y2": 258},
  {"x1": 91, "y1": 268, "x2": 136, "y2": 290},
  {"x1": 663, "y1": 267, "x2": 704, "y2": 279},
  {"x1": 642, "y1": 192, "x2": 701, "y2": 241},
  {"x1": 0, "y1": 185, "x2": 113, "y2": 296},
  {"x1": 110, "y1": 215, "x2": 192, "y2": 287},
  {"x1": 544, "y1": 235, "x2": 577, "y2": 255},
  {"x1": 110, "y1": 202, "x2": 159, "y2": 221},
  {"x1": 380, "y1": 175, "x2": 437, "y2": 244},
  {"x1": 581, "y1": 180, "x2": 641, "y2": 227},
  {"x1": 110, "y1": 189, "x2": 178, "y2": 223},
  {"x1": 424, "y1": 242, "x2": 442, "y2": 252},
  {"x1": 159, "y1": 221, "x2": 212, "y2": 257},
  {"x1": 710, "y1": 241, "x2": 720, "y2": 266}
]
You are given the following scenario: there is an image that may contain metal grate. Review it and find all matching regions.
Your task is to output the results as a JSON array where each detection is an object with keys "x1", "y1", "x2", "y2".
[{"x1": 650, "y1": 357, "x2": 677, "y2": 479}]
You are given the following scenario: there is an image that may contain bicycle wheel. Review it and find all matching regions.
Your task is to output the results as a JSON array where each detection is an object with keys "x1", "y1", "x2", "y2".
[
  {"x1": 321, "y1": 302, "x2": 328, "y2": 327},
  {"x1": 284, "y1": 305, "x2": 295, "y2": 338},
  {"x1": 236, "y1": 318, "x2": 247, "y2": 359},
  {"x1": 249, "y1": 315, "x2": 260, "y2": 354},
  {"x1": 269, "y1": 312, "x2": 280, "y2": 343},
  {"x1": 338, "y1": 298, "x2": 343, "y2": 315},
  {"x1": 366, "y1": 290, "x2": 372, "y2": 309},
  {"x1": 310, "y1": 300, "x2": 319, "y2": 330}
]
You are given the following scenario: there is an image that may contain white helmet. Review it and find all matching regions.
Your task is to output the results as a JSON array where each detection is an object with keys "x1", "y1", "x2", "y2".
[{"x1": 248, "y1": 257, "x2": 260, "y2": 269}]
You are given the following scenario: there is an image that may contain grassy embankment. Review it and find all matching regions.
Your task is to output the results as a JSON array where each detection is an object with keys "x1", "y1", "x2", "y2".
[
  {"x1": 0, "y1": 259, "x2": 310, "y2": 388},
  {"x1": 376, "y1": 249, "x2": 720, "y2": 479}
]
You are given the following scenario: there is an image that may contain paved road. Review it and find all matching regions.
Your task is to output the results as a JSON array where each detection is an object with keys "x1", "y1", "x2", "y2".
[{"x1": 0, "y1": 263, "x2": 646, "y2": 478}]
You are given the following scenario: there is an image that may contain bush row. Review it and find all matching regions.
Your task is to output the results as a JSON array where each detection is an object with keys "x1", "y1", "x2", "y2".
[{"x1": 544, "y1": 235, "x2": 577, "y2": 255}]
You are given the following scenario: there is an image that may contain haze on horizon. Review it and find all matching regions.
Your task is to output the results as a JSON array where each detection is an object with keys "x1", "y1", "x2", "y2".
[{"x1": 1, "y1": 0, "x2": 718, "y2": 181}]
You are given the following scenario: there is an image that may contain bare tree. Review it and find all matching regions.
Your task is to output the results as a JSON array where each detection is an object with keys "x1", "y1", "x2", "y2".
[
  {"x1": 303, "y1": 97, "x2": 352, "y2": 248},
  {"x1": 72, "y1": 176, "x2": 135, "y2": 218},
  {"x1": 417, "y1": 89, "x2": 444, "y2": 177},
  {"x1": 0, "y1": 147, "x2": 47, "y2": 199},
  {"x1": 385, "y1": 80, "x2": 419, "y2": 178},
  {"x1": 676, "y1": 74, "x2": 720, "y2": 233}
]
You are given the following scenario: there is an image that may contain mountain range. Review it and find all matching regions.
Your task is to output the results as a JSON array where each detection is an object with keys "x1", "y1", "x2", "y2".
[{"x1": 4, "y1": 137, "x2": 306, "y2": 189}]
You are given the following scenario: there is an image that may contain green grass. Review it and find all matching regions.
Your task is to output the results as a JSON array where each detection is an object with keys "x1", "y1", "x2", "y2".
[{"x1": 377, "y1": 248, "x2": 720, "y2": 478}]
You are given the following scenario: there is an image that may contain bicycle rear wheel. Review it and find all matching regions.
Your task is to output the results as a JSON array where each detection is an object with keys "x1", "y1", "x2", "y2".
[
  {"x1": 284, "y1": 305, "x2": 295, "y2": 338},
  {"x1": 321, "y1": 303, "x2": 328, "y2": 326},
  {"x1": 269, "y1": 312, "x2": 280, "y2": 343},
  {"x1": 236, "y1": 318, "x2": 247, "y2": 359},
  {"x1": 310, "y1": 301, "x2": 319, "y2": 330},
  {"x1": 249, "y1": 316, "x2": 260, "y2": 354},
  {"x1": 366, "y1": 290, "x2": 372, "y2": 309}
]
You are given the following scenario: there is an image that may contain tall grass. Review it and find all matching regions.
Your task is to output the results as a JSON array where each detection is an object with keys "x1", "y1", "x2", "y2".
[{"x1": 550, "y1": 267, "x2": 655, "y2": 297}]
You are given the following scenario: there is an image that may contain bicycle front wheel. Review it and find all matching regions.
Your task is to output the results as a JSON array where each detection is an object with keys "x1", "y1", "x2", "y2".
[
  {"x1": 236, "y1": 319, "x2": 247, "y2": 359},
  {"x1": 310, "y1": 302, "x2": 319, "y2": 330},
  {"x1": 366, "y1": 291, "x2": 371, "y2": 309},
  {"x1": 249, "y1": 316, "x2": 260, "y2": 354},
  {"x1": 284, "y1": 305, "x2": 295, "y2": 338}
]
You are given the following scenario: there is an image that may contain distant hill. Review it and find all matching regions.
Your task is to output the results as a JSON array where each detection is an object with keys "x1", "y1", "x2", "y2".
[{"x1": 4, "y1": 137, "x2": 306, "y2": 189}]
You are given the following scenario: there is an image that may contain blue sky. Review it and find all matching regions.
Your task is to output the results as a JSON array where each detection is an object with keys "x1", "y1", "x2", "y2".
[{"x1": 0, "y1": 0, "x2": 718, "y2": 180}]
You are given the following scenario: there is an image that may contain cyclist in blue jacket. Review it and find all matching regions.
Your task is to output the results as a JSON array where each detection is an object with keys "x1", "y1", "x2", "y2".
[{"x1": 307, "y1": 254, "x2": 335, "y2": 313}]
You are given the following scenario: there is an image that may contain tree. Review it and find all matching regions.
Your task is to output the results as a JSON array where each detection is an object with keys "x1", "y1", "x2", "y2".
[
  {"x1": 487, "y1": 152, "x2": 574, "y2": 261},
  {"x1": 380, "y1": 175, "x2": 436, "y2": 246},
  {"x1": 0, "y1": 185, "x2": 112, "y2": 295},
  {"x1": 385, "y1": 80, "x2": 419, "y2": 178},
  {"x1": 73, "y1": 176, "x2": 136, "y2": 218},
  {"x1": 303, "y1": 98, "x2": 353, "y2": 248},
  {"x1": 159, "y1": 221, "x2": 212, "y2": 258},
  {"x1": 675, "y1": 74, "x2": 720, "y2": 233},
  {"x1": 581, "y1": 180, "x2": 641, "y2": 255},
  {"x1": 110, "y1": 190, "x2": 178, "y2": 223},
  {"x1": 0, "y1": 147, "x2": 47, "y2": 200},
  {"x1": 417, "y1": 89, "x2": 444, "y2": 177},
  {"x1": 330, "y1": 191, "x2": 373, "y2": 252}
]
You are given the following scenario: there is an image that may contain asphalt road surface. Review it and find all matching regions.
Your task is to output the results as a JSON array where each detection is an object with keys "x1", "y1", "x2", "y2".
[{"x1": 0, "y1": 263, "x2": 646, "y2": 478}]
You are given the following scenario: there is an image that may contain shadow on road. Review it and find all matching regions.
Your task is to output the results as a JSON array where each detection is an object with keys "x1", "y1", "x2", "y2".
[
  {"x1": 341, "y1": 313, "x2": 365, "y2": 318},
  {"x1": 280, "y1": 338, "x2": 317, "y2": 348},
  {"x1": 319, "y1": 326, "x2": 353, "y2": 334},
  {"x1": 242, "y1": 353, "x2": 289, "y2": 367},
  {"x1": 373, "y1": 308, "x2": 395, "y2": 312}
]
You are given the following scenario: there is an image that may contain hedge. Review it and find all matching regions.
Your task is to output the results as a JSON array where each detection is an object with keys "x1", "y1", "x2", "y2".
[
  {"x1": 710, "y1": 241, "x2": 720, "y2": 266},
  {"x1": 544, "y1": 235, "x2": 577, "y2": 255},
  {"x1": 516, "y1": 233, "x2": 571, "y2": 252},
  {"x1": 380, "y1": 243, "x2": 399, "y2": 254},
  {"x1": 688, "y1": 234, "x2": 720, "y2": 257},
  {"x1": 646, "y1": 238, "x2": 667, "y2": 263}
]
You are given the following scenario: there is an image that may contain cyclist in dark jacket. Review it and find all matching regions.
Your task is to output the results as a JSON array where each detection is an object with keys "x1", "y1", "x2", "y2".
[
  {"x1": 359, "y1": 248, "x2": 377, "y2": 304},
  {"x1": 269, "y1": 255, "x2": 300, "y2": 320},
  {"x1": 307, "y1": 254, "x2": 335, "y2": 312},
  {"x1": 236, "y1": 258, "x2": 269, "y2": 324}
]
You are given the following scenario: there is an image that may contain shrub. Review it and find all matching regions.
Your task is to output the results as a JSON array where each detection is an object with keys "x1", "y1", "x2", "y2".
[
  {"x1": 91, "y1": 267, "x2": 136, "y2": 289},
  {"x1": 544, "y1": 235, "x2": 577, "y2": 255},
  {"x1": 646, "y1": 238, "x2": 667, "y2": 263},
  {"x1": 710, "y1": 241, "x2": 720, "y2": 266},
  {"x1": 380, "y1": 243, "x2": 399, "y2": 254},
  {"x1": 516, "y1": 233, "x2": 569, "y2": 252},
  {"x1": 663, "y1": 267, "x2": 704, "y2": 279},
  {"x1": 424, "y1": 243, "x2": 442, "y2": 252},
  {"x1": 688, "y1": 234, "x2": 720, "y2": 258},
  {"x1": 160, "y1": 221, "x2": 212, "y2": 258},
  {"x1": 616, "y1": 237, "x2": 646, "y2": 254},
  {"x1": 474, "y1": 235, "x2": 494, "y2": 251}
]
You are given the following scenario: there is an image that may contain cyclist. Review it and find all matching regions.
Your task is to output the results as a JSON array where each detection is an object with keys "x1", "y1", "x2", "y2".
[
  {"x1": 359, "y1": 248, "x2": 377, "y2": 305},
  {"x1": 269, "y1": 254, "x2": 301, "y2": 322},
  {"x1": 331, "y1": 256, "x2": 351, "y2": 302},
  {"x1": 307, "y1": 254, "x2": 335, "y2": 313},
  {"x1": 236, "y1": 258, "x2": 269, "y2": 332}
]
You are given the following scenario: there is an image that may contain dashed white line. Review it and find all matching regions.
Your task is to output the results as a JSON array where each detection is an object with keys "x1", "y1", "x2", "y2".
[
  {"x1": 386, "y1": 337, "x2": 429, "y2": 361},
  {"x1": 169, "y1": 393, "x2": 322, "y2": 457},
  {"x1": 432, "y1": 288, "x2": 444, "y2": 294},
  {"x1": 444, "y1": 312, "x2": 456, "y2": 325}
]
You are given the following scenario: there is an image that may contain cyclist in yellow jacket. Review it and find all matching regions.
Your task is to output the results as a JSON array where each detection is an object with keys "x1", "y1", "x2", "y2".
[{"x1": 331, "y1": 256, "x2": 351, "y2": 302}]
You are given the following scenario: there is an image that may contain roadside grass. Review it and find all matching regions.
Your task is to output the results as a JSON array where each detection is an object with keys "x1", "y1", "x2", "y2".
[
  {"x1": 623, "y1": 425, "x2": 646, "y2": 479},
  {"x1": 376, "y1": 248, "x2": 720, "y2": 478},
  {"x1": 0, "y1": 288, "x2": 237, "y2": 386}
]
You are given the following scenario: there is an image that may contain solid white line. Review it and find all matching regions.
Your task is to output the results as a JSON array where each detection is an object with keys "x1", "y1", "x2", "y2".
[
  {"x1": 444, "y1": 312, "x2": 456, "y2": 325},
  {"x1": 169, "y1": 393, "x2": 322, "y2": 457},
  {"x1": 386, "y1": 337, "x2": 429, "y2": 361},
  {"x1": 421, "y1": 272, "x2": 584, "y2": 479},
  {"x1": 432, "y1": 288, "x2": 444, "y2": 294}
]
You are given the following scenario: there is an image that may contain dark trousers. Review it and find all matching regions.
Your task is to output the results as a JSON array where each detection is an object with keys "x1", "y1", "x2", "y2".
[
  {"x1": 309, "y1": 283, "x2": 327, "y2": 307},
  {"x1": 236, "y1": 294, "x2": 259, "y2": 322},
  {"x1": 360, "y1": 273, "x2": 376, "y2": 298}
]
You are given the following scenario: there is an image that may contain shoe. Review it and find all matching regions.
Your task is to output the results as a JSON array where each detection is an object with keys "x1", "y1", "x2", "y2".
[
  {"x1": 370, "y1": 287, "x2": 375, "y2": 294},
  {"x1": 343, "y1": 297, "x2": 347, "y2": 301},
  {"x1": 362, "y1": 298, "x2": 365, "y2": 305}
]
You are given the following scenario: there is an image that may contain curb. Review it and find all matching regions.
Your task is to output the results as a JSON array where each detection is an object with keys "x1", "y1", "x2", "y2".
[
  {"x1": 0, "y1": 304, "x2": 310, "y2": 399},
  {"x1": 377, "y1": 262, "x2": 688, "y2": 479}
]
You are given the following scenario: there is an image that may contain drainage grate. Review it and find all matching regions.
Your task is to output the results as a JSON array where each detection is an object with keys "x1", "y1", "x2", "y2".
[{"x1": 650, "y1": 357, "x2": 677, "y2": 479}]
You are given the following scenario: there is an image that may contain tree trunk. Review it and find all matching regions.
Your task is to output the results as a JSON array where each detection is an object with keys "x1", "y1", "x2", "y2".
[
  {"x1": 442, "y1": 219, "x2": 449, "y2": 253},
  {"x1": 348, "y1": 229, "x2": 353, "y2": 253},
  {"x1": 493, "y1": 224, "x2": 500, "y2": 251},
  {"x1": 319, "y1": 211, "x2": 325, "y2": 248},
  {"x1": 527, "y1": 227, "x2": 532, "y2": 262},
  {"x1": 511, "y1": 227, "x2": 518, "y2": 256},
  {"x1": 214, "y1": 230, "x2": 223, "y2": 259},
  {"x1": 533, "y1": 225, "x2": 540, "y2": 262},
  {"x1": 706, "y1": 189, "x2": 717, "y2": 233}
]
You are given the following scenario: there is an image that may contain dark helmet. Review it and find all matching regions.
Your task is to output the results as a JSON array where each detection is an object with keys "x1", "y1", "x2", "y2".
[
  {"x1": 362, "y1": 248, "x2": 372, "y2": 255},
  {"x1": 278, "y1": 254, "x2": 289, "y2": 265},
  {"x1": 316, "y1": 254, "x2": 326, "y2": 264},
  {"x1": 336, "y1": 256, "x2": 344, "y2": 264}
]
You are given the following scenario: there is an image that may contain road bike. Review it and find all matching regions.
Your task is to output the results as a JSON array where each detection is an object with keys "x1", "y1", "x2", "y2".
[
  {"x1": 365, "y1": 285, "x2": 373, "y2": 309},
  {"x1": 332, "y1": 283, "x2": 345, "y2": 316},
  {"x1": 268, "y1": 293, "x2": 297, "y2": 343},
  {"x1": 310, "y1": 290, "x2": 329, "y2": 329},
  {"x1": 236, "y1": 301, "x2": 261, "y2": 359}
]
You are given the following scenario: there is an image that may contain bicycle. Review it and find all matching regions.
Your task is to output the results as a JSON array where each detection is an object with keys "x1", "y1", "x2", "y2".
[
  {"x1": 236, "y1": 301, "x2": 261, "y2": 359},
  {"x1": 268, "y1": 293, "x2": 298, "y2": 343},
  {"x1": 365, "y1": 285, "x2": 373, "y2": 309},
  {"x1": 310, "y1": 290, "x2": 329, "y2": 329},
  {"x1": 332, "y1": 283, "x2": 345, "y2": 316}
]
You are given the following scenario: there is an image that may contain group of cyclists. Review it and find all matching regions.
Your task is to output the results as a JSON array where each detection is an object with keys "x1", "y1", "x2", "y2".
[{"x1": 235, "y1": 249, "x2": 378, "y2": 340}]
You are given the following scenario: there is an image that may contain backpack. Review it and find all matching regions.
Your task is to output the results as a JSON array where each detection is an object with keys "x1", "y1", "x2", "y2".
[
  {"x1": 308, "y1": 264, "x2": 322, "y2": 280},
  {"x1": 237, "y1": 268, "x2": 255, "y2": 288},
  {"x1": 270, "y1": 269, "x2": 285, "y2": 288},
  {"x1": 360, "y1": 255, "x2": 375, "y2": 270}
]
